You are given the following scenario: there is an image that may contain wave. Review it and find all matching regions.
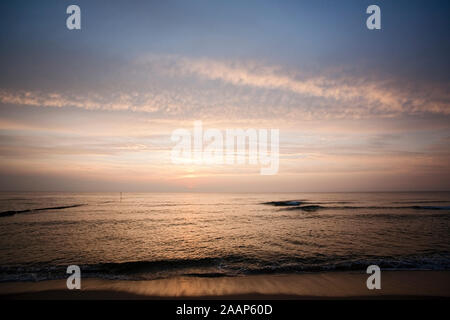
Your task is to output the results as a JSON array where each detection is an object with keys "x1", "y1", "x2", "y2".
[
  {"x1": 1, "y1": 253, "x2": 449, "y2": 282},
  {"x1": 262, "y1": 199, "x2": 450, "y2": 212},
  {"x1": 262, "y1": 200, "x2": 306, "y2": 206},
  {"x1": 286, "y1": 205, "x2": 325, "y2": 212},
  {"x1": 0, "y1": 204, "x2": 86, "y2": 217},
  {"x1": 298, "y1": 212, "x2": 449, "y2": 220},
  {"x1": 391, "y1": 200, "x2": 450, "y2": 204},
  {"x1": 414, "y1": 206, "x2": 450, "y2": 210},
  {"x1": 285, "y1": 205, "x2": 450, "y2": 212},
  {"x1": 0, "y1": 256, "x2": 248, "y2": 281}
]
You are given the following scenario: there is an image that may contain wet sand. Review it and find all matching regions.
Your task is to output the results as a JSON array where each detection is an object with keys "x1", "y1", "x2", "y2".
[{"x1": 0, "y1": 271, "x2": 449, "y2": 299}]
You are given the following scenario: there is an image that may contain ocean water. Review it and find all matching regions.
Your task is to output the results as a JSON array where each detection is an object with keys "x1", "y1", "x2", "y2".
[{"x1": 0, "y1": 192, "x2": 449, "y2": 282}]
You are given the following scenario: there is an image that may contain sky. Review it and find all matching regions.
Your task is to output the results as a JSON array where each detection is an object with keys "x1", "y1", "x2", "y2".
[{"x1": 0, "y1": 0, "x2": 449, "y2": 192}]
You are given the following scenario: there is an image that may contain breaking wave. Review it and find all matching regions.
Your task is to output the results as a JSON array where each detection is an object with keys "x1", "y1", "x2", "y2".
[{"x1": 0, "y1": 204, "x2": 87, "y2": 217}]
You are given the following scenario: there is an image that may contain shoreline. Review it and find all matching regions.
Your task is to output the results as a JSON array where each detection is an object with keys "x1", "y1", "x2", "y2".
[{"x1": 1, "y1": 270, "x2": 449, "y2": 299}]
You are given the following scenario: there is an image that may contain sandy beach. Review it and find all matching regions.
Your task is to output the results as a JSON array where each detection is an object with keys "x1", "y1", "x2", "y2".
[{"x1": 1, "y1": 271, "x2": 449, "y2": 300}]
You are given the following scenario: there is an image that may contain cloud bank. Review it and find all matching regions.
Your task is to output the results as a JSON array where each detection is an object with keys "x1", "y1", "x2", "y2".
[{"x1": 1, "y1": 55, "x2": 449, "y2": 120}]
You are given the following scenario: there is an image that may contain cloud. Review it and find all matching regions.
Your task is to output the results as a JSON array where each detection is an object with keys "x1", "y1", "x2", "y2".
[
  {"x1": 137, "y1": 55, "x2": 450, "y2": 117},
  {"x1": 0, "y1": 89, "x2": 161, "y2": 113},
  {"x1": 1, "y1": 55, "x2": 449, "y2": 120}
]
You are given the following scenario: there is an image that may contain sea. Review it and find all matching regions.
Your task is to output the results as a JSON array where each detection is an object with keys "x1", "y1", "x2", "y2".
[{"x1": 0, "y1": 192, "x2": 449, "y2": 282}]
